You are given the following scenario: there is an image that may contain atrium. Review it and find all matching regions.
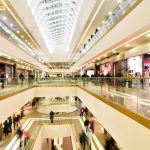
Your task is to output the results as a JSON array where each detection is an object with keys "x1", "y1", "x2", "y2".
[{"x1": 0, "y1": 0, "x2": 149, "y2": 150}]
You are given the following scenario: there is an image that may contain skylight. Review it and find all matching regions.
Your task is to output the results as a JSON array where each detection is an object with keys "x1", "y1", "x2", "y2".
[{"x1": 27, "y1": 0, "x2": 82, "y2": 53}]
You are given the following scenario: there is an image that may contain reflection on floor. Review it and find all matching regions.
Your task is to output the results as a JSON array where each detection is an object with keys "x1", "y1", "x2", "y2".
[
  {"x1": 0, "y1": 97, "x2": 108, "y2": 150},
  {"x1": 42, "y1": 137, "x2": 73, "y2": 150},
  {"x1": 83, "y1": 84, "x2": 150, "y2": 119},
  {"x1": 0, "y1": 81, "x2": 150, "y2": 119}
]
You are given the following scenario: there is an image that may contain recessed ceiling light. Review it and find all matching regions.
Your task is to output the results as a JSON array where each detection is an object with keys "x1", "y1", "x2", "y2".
[
  {"x1": 108, "y1": 12, "x2": 112, "y2": 15},
  {"x1": 113, "y1": 50, "x2": 117, "y2": 53},
  {"x1": 21, "y1": 35, "x2": 24, "y2": 38},
  {"x1": 10, "y1": 23, "x2": 13, "y2": 27},
  {"x1": 118, "y1": 0, "x2": 122, "y2": 3},
  {"x1": 97, "y1": 26, "x2": 100, "y2": 29},
  {"x1": 125, "y1": 44, "x2": 130, "y2": 47},
  {"x1": 16, "y1": 30, "x2": 20, "y2": 34},
  {"x1": 102, "y1": 21, "x2": 105, "y2": 24},
  {"x1": 3, "y1": 16, "x2": 7, "y2": 20},
  {"x1": 28, "y1": 42, "x2": 31, "y2": 45},
  {"x1": 146, "y1": 33, "x2": 150, "y2": 37}
]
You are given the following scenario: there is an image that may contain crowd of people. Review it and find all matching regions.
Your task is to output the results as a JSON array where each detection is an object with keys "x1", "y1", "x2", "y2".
[
  {"x1": 79, "y1": 104, "x2": 120, "y2": 150},
  {"x1": 1, "y1": 103, "x2": 32, "y2": 149},
  {"x1": 2, "y1": 108, "x2": 24, "y2": 136},
  {"x1": 19, "y1": 73, "x2": 35, "y2": 85}
]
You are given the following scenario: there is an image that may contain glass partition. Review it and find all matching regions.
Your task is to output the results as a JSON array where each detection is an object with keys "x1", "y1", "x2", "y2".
[{"x1": 0, "y1": 76, "x2": 149, "y2": 120}]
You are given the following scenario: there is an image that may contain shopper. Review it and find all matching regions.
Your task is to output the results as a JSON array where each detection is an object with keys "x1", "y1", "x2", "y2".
[
  {"x1": 16, "y1": 127, "x2": 23, "y2": 148},
  {"x1": 22, "y1": 130, "x2": 29, "y2": 146},
  {"x1": 20, "y1": 107, "x2": 24, "y2": 119},
  {"x1": 84, "y1": 107, "x2": 88, "y2": 118},
  {"x1": 0, "y1": 71, "x2": 5, "y2": 89},
  {"x1": 3, "y1": 120, "x2": 9, "y2": 136},
  {"x1": 8, "y1": 116, "x2": 12, "y2": 133},
  {"x1": 51, "y1": 139, "x2": 55, "y2": 150},
  {"x1": 79, "y1": 131, "x2": 87, "y2": 150},
  {"x1": 84, "y1": 119, "x2": 90, "y2": 132},
  {"x1": 80, "y1": 107, "x2": 84, "y2": 117},
  {"x1": 90, "y1": 120, "x2": 95, "y2": 133},
  {"x1": 50, "y1": 111, "x2": 54, "y2": 123},
  {"x1": 105, "y1": 137, "x2": 119, "y2": 150},
  {"x1": 19, "y1": 73, "x2": 24, "y2": 85}
]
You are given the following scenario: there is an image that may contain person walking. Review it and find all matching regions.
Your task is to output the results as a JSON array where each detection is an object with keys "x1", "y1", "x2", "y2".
[
  {"x1": 80, "y1": 107, "x2": 84, "y2": 117},
  {"x1": 16, "y1": 127, "x2": 23, "y2": 148},
  {"x1": 8, "y1": 116, "x2": 12, "y2": 133},
  {"x1": 51, "y1": 139, "x2": 56, "y2": 150},
  {"x1": 79, "y1": 131, "x2": 87, "y2": 150},
  {"x1": 50, "y1": 111, "x2": 54, "y2": 123},
  {"x1": 19, "y1": 73, "x2": 24, "y2": 85},
  {"x1": 84, "y1": 119, "x2": 90, "y2": 132},
  {"x1": 22, "y1": 130, "x2": 29, "y2": 147},
  {"x1": 84, "y1": 107, "x2": 88, "y2": 118},
  {"x1": 3, "y1": 120, "x2": 9, "y2": 136},
  {"x1": 90, "y1": 120, "x2": 95, "y2": 133},
  {"x1": 0, "y1": 71, "x2": 5, "y2": 89}
]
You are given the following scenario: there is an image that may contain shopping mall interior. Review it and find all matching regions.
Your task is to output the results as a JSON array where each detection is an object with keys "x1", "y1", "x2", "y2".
[{"x1": 0, "y1": 0, "x2": 149, "y2": 150}]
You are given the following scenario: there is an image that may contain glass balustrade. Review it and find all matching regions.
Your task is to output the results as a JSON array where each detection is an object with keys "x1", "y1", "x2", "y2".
[
  {"x1": 75, "y1": 0, "x2": 137, "y2": 61},
  {"x1": 0, "y1": 76, "x2": 149, "y2": 120}
]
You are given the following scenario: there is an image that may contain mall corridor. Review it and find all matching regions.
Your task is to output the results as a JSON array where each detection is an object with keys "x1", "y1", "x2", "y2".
[{"x1": 0, "y1": 0, "x2": 149, "y2": 149}]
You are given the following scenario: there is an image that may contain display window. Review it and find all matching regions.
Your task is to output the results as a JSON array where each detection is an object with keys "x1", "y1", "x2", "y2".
[
  {"x1": 87, "y1": 70, "x2": 94, "y2": 77},
  {"x1": 127, "y1": 56, "x2": 142, "y2": 77},
  {"x1": 114, "y1": 59, "x2": 127, "y2": 77},
  {"x1": 144, "y1": 53, "x2": 150, "y2": 76},
  {"x1": 100, "y1": 63, "x2": 111, "y2": 76}
]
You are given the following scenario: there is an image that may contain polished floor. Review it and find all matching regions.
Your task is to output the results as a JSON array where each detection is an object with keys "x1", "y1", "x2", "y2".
[
  {"x1": 0, "y1": 97, "x2": 108, "y2": 150},
  {"x1": 0, "y1": 80, "x2": 150, "y2": 120},
  {"x1": 84, "y1": 83, "x2": 150, "y2": 119}
]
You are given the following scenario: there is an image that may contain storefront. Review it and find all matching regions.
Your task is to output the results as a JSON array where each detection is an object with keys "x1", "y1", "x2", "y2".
[
  {"x1": 0, "y1": 59, "x2": 15, "y2": 84},
  {"x1": 127, "y1": 55, "x2": 143, "y2": 77},
  {"x1": 144, "y1": 53, "x2": 150, "y2": 77},
  {"x1": 17, "y1": 64, "x2": 34, "y2": 79},
  {"x1": 113, "y1": 59, "x2": 127, "y2": 77},
  {"x1": 100, "y1": 62, "x2": 111, "y2": 76}
]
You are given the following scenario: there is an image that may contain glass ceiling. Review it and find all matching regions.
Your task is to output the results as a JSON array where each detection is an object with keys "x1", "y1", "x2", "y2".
[{"x1": 27, "y1": 0, "x2": 82, "y2": 53}]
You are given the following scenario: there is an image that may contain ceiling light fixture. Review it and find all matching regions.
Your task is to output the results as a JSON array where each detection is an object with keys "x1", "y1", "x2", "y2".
[
  {"x1": 69, "y1": 0, "x2": 105, "y2": 60},
  {"x1": 16, "y1": 30, "x2": 20, "y2": 34},
  {"x1": 125, "y1": 44, "x2": 130, "y2": 47},
  {"x1": 97, "y1": 26, "x2": 100, "y2": 30},
  {"x1": 146, "y1": 33, "x2": 150, "y2": 37},
  {"x1": 118, "y1": 0, "x2": 122, "y2": 3},
  {"x1": 102, "y1": 21, "x2": 105, "y2": 24},
  {"x1": 21, "y1": 35, "x2": 24, "y2": 38},
  {"x1": 83, "y1": 30, "x2": 150, "y2": 66},
  {"x1": 10, "y1": 23, "x2": 13, "y2": 27},
  {"x1": 108, "y1": 12, "x2": 112, "y2": 15},
  {"x1": 3, "y1": 16, "x2": 7, "y2": 20},
  {"x1": 1, "y1": 0, "x2": 41, "y2": 51}
]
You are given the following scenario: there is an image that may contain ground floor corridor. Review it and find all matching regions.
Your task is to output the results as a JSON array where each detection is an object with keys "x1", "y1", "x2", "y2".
[{"x1": 0, "y1": 96, "x2": 114, "y2": 150}]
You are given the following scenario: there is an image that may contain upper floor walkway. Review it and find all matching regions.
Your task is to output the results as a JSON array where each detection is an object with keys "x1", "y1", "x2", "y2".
[{"x1": 0, "y1": 77, "x2": 150, "y2": 150}]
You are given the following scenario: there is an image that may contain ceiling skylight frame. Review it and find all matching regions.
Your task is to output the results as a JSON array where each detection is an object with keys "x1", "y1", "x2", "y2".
[{"x1": 28, "y1": 0, "x2": 82, "y2": 53}]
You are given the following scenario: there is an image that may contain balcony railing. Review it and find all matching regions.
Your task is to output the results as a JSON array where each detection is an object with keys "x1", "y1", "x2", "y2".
[
  {"x1": 0, "y1": 76, "x2": 150, "y2": 120},
  {"x1": 74, "y1": 0, "x2": 138, "y2": 62}
]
